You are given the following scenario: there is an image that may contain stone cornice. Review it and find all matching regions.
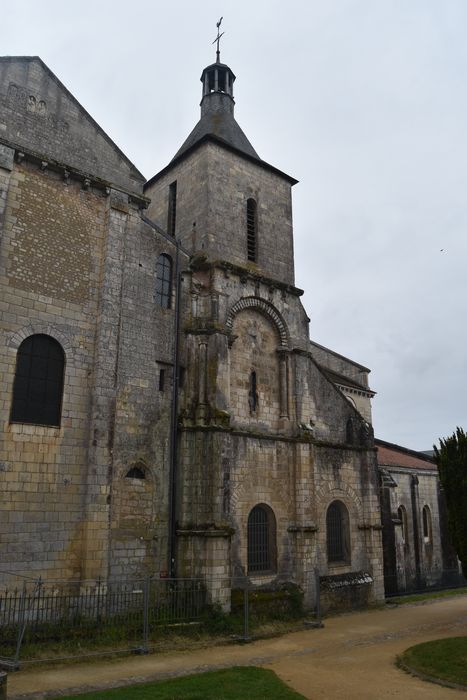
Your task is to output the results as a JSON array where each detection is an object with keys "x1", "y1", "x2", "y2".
[
  {"x1": 190, "y1": 255, "x2": 304, "y2": 297},
  {"x1": 0, "y1": 137, "x2": 150, "y2": 208}
]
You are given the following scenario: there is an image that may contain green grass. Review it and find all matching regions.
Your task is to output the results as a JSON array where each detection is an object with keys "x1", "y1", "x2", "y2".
[
  {"x1": 398, "y1": 636, "x2": 467, "y2": 687},
  {"x1": 60, "y1": 666, "x2": 306, "y2": 699},
  {"x1": 388, "y1": 586, "x2": 467, "y2": 605}
]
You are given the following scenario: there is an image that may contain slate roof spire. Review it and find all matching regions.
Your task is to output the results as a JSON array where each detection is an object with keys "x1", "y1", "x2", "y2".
[{"x1": 171, "y1": 46, "x2": 260, "y2": 162}]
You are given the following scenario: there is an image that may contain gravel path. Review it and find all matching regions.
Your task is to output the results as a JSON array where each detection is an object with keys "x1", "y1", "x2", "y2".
[{"x1": 8, "y1": 594, "x2": 467, "y2": 699}]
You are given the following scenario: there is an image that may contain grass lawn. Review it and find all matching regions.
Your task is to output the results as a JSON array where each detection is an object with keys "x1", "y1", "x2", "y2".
[
  {"x1": 60, "y1": 666, "x2": 306, "y2": 699},
  {"x1": 388, "y1": 586, "x2": 467, "y2": 605},
  {"x1": 398, "y1": 636, "x2": 467, "y2": 687}
]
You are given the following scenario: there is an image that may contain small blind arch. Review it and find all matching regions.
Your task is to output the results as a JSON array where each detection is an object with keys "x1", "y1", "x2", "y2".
[
  {"x1": 155, "y1": 254, "x2": 173, "y2": 308},
  {"x1": 10, "y1": 334, "x2": 65, "y2": 426},
  {"x1": 246, "y1": 198, "x2": 257, "y2": 262}
]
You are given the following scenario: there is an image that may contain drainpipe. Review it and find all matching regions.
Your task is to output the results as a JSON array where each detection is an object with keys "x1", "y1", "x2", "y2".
[
  {"x1": 168, "y1": 241, "x2": 182, "y2": 578},
  {"x1": 410, "y1": 474, "x2": 422, "y2": 589}
]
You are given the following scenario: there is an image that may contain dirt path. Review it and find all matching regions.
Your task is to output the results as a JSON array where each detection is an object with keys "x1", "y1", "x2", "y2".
[{"x1": 8, "y1": 594, "x2": 467, "y2": 699}]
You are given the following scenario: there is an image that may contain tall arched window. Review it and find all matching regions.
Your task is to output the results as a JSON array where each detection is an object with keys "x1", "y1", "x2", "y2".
[
  {"x1": 397, "y1": 505, "x2": 408, "y2": 545},
  {"x1": 246, "y1": 198, "x2": 257, "y2": 262},
  {"x1": 326, "y1": 500, "x2": 351, "y2": 564},
  {"x1": 10, "y1": 334, "x2": 65, "y2": 426},
  {"x1": 247, "y1": 504, "x2": 276, "y2": 574},
  {"x1": 155, "y1": 254, "x2": 172, "y2": 308},
  {"x1": 422, "y1": 505, "x2": 432, "y2": 543}
]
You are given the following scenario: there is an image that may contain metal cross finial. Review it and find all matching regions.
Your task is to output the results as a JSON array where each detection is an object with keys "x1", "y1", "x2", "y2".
[{"x1": 212, "y1": 17, "x2": 224, "y2": 63}]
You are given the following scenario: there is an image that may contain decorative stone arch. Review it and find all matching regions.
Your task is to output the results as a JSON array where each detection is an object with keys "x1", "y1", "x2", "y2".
[
  {"x1": 226, "y1": 297, "x2": 291, "y2": 420},
  {"x1": 7, "y1": 322, "x2": 74, "y2": 356},
  {"x1": 315, "y1": 482, "x2": 363, "y2": 514},
  {"x1": 226, "y1": 297, "x2": 289, "y2": 348}
]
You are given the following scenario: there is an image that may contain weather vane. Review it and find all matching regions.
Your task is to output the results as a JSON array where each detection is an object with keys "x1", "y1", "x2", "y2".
[{"x1": 212, "y1": 17, "x2": 224, "y2": 63}]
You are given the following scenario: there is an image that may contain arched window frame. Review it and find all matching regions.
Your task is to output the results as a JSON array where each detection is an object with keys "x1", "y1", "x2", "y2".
[
  {"x1": 397, "y1": 505, "x2": 408, "y2": 545},
  {"x1": 10, "y1": 334, "x2": 65, "y2": 427},
  {"x1": 326, "y1": 500, "x2": 351, "y2": 564},
  {"x1": 422, "y1": 505, "x2": 432, "y2": 544},
  {"x1": 246, "y1": 198, "x2": 257, "y2": 263},
  {"x1": 155, "y1": 253, "x2": 173, "y2": 309},
  {"x1": 247, "y1": 503, "x2": 277, "y2": 574}
]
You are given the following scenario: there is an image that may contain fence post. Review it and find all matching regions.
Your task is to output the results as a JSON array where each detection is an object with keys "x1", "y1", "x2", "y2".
[
  {"x1": 243, "y1": 576, "x2": 249, "y2": 642},
  {"x1": 14, "y1": 582, "x2": 28, "y2": 666},
  {"x1": 315, "y1": 567, "x2": 325, "y2": 627},
  {"x1": 142, "y1": 577, "x2": 150, "y2": 653},
  {"x1": 0, "y1": 672, "x2": 7, "y2": 700}
]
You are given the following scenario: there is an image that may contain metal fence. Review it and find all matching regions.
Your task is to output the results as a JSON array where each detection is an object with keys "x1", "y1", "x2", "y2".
[
  {"x1": 0, "y1": 570, "x2": 315, "y2": 668},
  {"x1": 383, "y1": 567, "x2": 466, "y2": 598}
]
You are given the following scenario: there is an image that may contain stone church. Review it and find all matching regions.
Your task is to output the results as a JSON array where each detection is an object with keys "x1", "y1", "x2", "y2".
[{"x1": 0, "y1": 52, "x2": 456, "y2": 608}]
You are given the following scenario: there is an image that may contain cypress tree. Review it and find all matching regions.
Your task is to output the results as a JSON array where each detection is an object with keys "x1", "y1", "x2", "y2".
[{"x1": 434, "y1": 427, "x2": 467, "y2": 578}]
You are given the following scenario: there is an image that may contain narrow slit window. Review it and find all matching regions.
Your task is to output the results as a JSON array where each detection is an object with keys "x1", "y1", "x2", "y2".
[
  {"x1": 167, "y1": 181, "x2": 177, "y2": 237},
  {"x1": 159, "y1": 369, "x2": 165, "y2": 392},
  {"x1": 422, "y1": 505, "x2": 432, "y2": 543},
  {"x1": 398, "y1": 505, "x2": 408, "y2": 545},
  {"x1": 155, "y1": 254, "x2": 173, "y2": 308},
  {"x1": 178, "y1": 366, "x2": 185, "y2": 389},
  {"x1": 246, "y1": 198, "x2": 257, "y2": 262},
  {"x1": 249, "y1": 370, "x2": 258, "y2": 413}
]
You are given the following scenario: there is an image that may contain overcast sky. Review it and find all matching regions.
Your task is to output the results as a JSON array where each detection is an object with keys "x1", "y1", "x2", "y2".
[{"x1": 4, "y1": 1, "x2": 467, "y2": 450}]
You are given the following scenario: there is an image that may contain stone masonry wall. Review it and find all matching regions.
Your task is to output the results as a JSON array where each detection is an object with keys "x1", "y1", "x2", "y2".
[
  {"x1": 387, "y1": 468, "x2": 444, "y2": 591},
  {"x1": 0, "y1": 57, "x2": 144, "y2": 193},
  {"x1": 146, "y1": 142, "x2": 295, "y2": 286},
  {"x1": 0, "y1": 158, "x2": 107, "y2": 581}
]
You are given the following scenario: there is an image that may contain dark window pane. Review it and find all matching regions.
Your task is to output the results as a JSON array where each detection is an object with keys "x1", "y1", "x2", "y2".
[
  {"x1": 327, "y1": 501, "x2": 350, "y2": 563},
  {"x1": 247, "y1": 505, "x2": 276, "y2": 573},
  {"x1": 10, "y1": 334, "x2": 64, "y2": 426},
  {"x1": 156, "y1": 254, "x2": 172, "y2": 308}
]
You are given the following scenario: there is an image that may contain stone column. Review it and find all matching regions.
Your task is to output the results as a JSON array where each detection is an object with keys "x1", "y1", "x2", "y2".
[
  {"x1": 195, "y1": 340, "x2": 208, "y2": 423},
  {"x1": 0, "y1": 145, "x2": 14, "y2": 233},
  {"x1": 82, "y1": 190, "x2": 129, "y2": 582}
]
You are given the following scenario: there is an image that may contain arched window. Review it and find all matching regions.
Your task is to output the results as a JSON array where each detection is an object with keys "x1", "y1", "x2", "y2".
[
  {"x1": 422, "y1": 505, "x2": 432, "y2": 543},
  {"x1": 326, "y1": 500, "x2": 351, "y2": 564},
  {"x1": 10, "y1": 334, "x2": 65, "y2": 427},
  {"x1": 397, "y1": 505, "x2": 408, "y2": 545},
  {"x1": 247, "y1": 504, "x2": 276, "y2": 574},
  {"x1": 346, "y1": 418, "x2": 354, "y2": 444},
  {"x1": 155, "y1": 254, "x2": 172, "y2": 308},
  {"x1": 246, "y1": 198, "x2": 257, "y2": 262}
]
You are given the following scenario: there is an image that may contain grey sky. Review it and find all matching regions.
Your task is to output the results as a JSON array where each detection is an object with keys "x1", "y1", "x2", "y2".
[{"x1": 3, "y1": 1, "x2": 466, "y2": 449}]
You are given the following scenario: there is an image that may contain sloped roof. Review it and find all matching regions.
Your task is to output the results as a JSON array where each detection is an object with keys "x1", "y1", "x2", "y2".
[
  {"x1": 376, "y1": 439, "x2": 436, "y2": 471},
  {"x1": 322, "y1": 367, "x2": 375, "y2": 394},
  {"x1": 173, "y1": 108, "x2": 259, "y2": 162},
  {"x1": 0, "y1": 56, "x2": 145, "y2": 193}
]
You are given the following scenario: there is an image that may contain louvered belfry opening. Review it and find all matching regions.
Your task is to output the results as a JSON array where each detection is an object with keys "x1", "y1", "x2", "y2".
[
  {"x1": 246, "y1": 198, "x2": 257, "y2": 262},
  {"x1": 248, "y1": 504, "x2": 276, "y2": 573}
]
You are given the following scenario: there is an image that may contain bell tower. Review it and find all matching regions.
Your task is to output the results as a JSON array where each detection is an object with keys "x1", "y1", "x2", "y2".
[{"x1": 144, "y1": 18, "x2": 298, "y2": 286}]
